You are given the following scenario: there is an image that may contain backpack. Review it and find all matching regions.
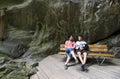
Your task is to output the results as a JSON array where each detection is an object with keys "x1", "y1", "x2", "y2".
[{"x1": 84, "y1": 44, "x2": 89, "y2": 51}]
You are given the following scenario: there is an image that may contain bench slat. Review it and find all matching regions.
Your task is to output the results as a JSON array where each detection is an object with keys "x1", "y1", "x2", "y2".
[
  {"x1": 60, "y1": 44, "x2": 65, "y2": 48},
  {"x1": 88, "y1": 53, "x2": 114, "y2": 57},
  {"x1": 60, "y1": 44, "x2": 107, "y2": 48},
  {"x1": 89, "y1": 49, "x2": 108, "y2": 52},
  {"x1": 58, "y1": 52, "x2": 114, "y2": 57},
  {"x1": 60, "y1": 48, "x2": 108, "y2": 52},
  {"x1": 88, "y1": 45, "x2": 107, "y2": 48}
]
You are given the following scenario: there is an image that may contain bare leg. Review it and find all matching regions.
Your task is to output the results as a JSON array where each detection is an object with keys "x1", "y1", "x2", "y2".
[
  {"x1": 71, "y1": 51, "x2": 77, "y2": 60},
  {"x1": 83, "y1": 52, "x2": 87, "y2": 64},
  {"x1": 71, "y1": 51, "x2": 78, "y2": 64},
  {"x1": 64, "y1": 55, "x2": 71, "y2": 70},
  {"x1": 77, "y1": 52, "x2": 84, "y2": 64},
  {"x1": 65, "y1": 55, "x2": 70, "y2": 65}
]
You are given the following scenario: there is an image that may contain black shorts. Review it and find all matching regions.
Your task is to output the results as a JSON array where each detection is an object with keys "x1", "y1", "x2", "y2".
[{"x1": 76, "y1": 49, "x2": 88, "y2": 54}]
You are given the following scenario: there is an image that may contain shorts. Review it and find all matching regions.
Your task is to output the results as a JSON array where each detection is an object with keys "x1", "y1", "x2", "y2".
[
  {"x1": 65, "y1": 48, "x2": 74, "y2": 57},
  {"x1": 76, "y1": 48, "x2": 88, "y2": 54}
]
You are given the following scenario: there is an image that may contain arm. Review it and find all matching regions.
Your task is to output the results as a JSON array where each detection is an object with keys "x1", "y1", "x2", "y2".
[
  {"x1": 71, "y1": 42, "x2": 75, "y2": 49},
  {"x1": 65, "y1": 41, "x2": 68, "y2": 48},
  {"x1": 80, "y1": 47, "x2": 84, "y2": 50},
  {"x1": 83, "y1": 42, "x2": 89, "y2": 50},
  {"x1": 75, "y1": 41, "x2": 80, "y2": 49},
  {"x1": 81, "y1": 41, "x2": 87, "y2": 50}
]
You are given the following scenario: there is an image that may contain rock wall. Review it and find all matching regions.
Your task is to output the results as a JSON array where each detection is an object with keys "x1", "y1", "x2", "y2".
[{"x1": 4, "y1": 0, "x2": 120, "y2": 57}]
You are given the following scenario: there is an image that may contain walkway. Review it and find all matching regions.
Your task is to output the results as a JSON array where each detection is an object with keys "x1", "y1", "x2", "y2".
[{"x1": 30, "y1": 54, "x2": 120, "y2": 79}]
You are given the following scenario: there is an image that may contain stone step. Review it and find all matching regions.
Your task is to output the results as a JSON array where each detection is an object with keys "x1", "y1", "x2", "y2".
[{"x1": 37, "y1": 66, "x2": 49, "y2": 79}]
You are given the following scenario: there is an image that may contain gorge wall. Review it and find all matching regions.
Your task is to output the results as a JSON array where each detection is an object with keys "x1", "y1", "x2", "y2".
[{"x1": 4, "y1": 0, "x2": 120, "y2": 58}]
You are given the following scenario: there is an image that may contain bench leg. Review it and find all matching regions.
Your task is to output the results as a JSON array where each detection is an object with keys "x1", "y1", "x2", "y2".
[
  {"x1": 95, "y1": 57, "x2": 106, "y2": 65},
  {"x1": 95, "y1": 57, "x2": 100, "y2": 65},
  {"x1": 100, "y1": 57, "x2": 106, "y2": 65}
]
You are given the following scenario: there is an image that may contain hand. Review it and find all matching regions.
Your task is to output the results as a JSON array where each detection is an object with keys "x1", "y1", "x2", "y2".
[{"x1": 80, "y1": 47, "x2": 83, "y2": 50}]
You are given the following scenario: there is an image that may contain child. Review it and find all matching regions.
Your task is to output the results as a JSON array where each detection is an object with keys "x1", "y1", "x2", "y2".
[
  {"x1": 64, "y1": 35, "x2": 78, "y2": 70},
  {"x1": 76, "y1": 35, "x2": 89, "y2": 71}
]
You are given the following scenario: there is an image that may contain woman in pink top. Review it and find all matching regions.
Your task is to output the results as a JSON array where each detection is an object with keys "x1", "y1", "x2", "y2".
[{"x1": 64, "y1": 35, "x2": 78, "y2": 70}]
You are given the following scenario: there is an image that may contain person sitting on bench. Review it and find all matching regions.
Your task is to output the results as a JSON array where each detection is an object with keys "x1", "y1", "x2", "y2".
[
  {"x1": 64, "y1": 35, "x2": 78, "y2": 70},
  {"x1": 76, "y1": 35, "x2": 89, "y2": 71}
]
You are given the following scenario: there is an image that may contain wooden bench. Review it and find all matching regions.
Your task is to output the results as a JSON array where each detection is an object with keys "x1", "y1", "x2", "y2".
[{"x1": 58, "y1": 44, "x2": 116, "y2": 65}]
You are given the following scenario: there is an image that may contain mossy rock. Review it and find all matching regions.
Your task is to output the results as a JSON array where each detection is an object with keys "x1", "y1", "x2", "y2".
[
  {"x1": 2, "y1": 70, "x2": 28, "y2": 79},
  {"x1": 0, "y1": 0, "x2": 25, "y2": 9}
]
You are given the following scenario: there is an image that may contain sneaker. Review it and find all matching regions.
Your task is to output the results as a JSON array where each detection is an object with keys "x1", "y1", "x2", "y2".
[
  {"x1": 84, "y1": 64, "x2": 87, "y2": 70},
  {"x1": 81, "y1": 64, "x2": 88, "y2": 71},
  {"x1": 64, "y1": 64, "x2": 68, "y2": 70},
  {"x1": 81, "y1": 64, "x2": 85, "y2": 71}
]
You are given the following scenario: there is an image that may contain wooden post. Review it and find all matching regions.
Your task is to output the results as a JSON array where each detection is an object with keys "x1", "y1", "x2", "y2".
[{"x1": 0, "y1": 9, "x2": 5, "y2": 41}]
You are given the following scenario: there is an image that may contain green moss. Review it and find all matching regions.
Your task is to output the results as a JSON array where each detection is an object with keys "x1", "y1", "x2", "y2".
[{"x1": 2, "y1": 70, "x2": 28, "y2": 79}]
